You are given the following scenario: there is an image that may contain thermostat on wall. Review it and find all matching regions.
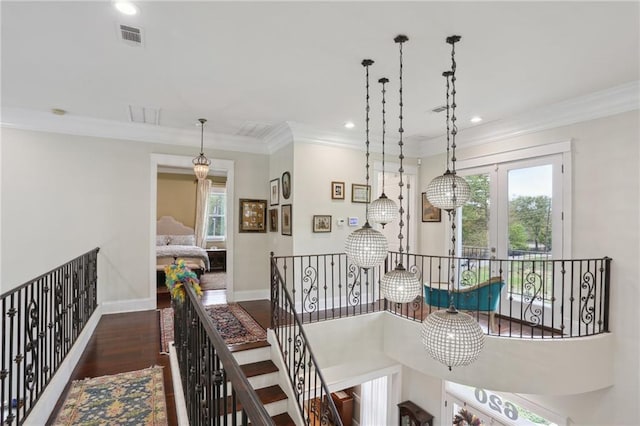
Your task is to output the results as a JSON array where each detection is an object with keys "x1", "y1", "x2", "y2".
[{"x1": 348, "y1": 217, "x2": 359, "y2": 227}]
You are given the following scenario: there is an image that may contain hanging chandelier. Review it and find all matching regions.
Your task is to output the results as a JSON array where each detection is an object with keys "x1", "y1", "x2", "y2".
[
  {"x1": 368, "y1": 77, "x2": 398, "y2": 228},
  {"x1": 345, "y1": 59, "x2": 389, "y2": 269},
  {"x1": 379, "y1": 35, "x2": 421, "y2": 304},
  {"x1": 425, "y1": 36, "x2": 471, "y2": 211},
  {"x1": 193, "y1": 118, "x2": 211, "y2": 180},
  {"x1": 421, "y1": 35, "x2": 485, "y2": 370}
]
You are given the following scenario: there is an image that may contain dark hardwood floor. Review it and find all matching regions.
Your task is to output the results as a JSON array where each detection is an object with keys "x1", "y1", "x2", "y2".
[
  {"x1": 47, "y1": 310, "x2": 177, "y2": 425},
  {"x1": 48, "y1": 289, "x2": 274, "y2": 425}
]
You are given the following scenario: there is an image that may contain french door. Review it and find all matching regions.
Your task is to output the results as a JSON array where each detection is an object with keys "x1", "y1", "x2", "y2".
[{"x1": 457, "y1": 154, "x2": 564, "y2": 298}]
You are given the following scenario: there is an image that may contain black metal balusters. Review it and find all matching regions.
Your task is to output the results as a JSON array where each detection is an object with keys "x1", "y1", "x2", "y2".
[
  {"x1": 173, "y1": 282, "x2": 272, "y2": 425},
  {"x1": 1, "y1": 248, "x2": 99, "y2": 425},
  {"x1": 270, "y1": 254, "x2": 343, "y2": 425},
  {"x1": 271, "y1": 251, "x2": 611, "y2": 339}
]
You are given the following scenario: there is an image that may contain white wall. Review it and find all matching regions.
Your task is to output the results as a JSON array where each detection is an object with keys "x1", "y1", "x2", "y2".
[
  {"x1": 292, "y1": 142, "x2": 369, "y2": 255},
  {"x1": 1, "y1": 128, "x2": 270, "y2": 305},
  {"x1": 269, "y1": 142, "x2": 294, "y2": 256},
  {"x1": 417, "y1": 110, "x2": 639, "y2": 424}
]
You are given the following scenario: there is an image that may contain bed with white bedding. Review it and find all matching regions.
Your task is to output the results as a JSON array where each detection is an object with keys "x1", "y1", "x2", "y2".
[{"x1": 156, "y1": 216, "x2": 209, "y2": 286}]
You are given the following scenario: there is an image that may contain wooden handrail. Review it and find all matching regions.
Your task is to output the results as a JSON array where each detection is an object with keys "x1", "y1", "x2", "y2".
[{"x1": 182, "y1": 283, "x2": 273, "y2": 424}]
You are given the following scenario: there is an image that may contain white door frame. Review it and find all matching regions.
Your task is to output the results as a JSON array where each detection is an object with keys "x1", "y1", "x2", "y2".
[{"x1": 149, "y1": 154, "x2": 235, "y2": 306}]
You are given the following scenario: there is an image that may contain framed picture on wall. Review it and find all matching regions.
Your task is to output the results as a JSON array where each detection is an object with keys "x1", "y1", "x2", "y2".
[
  {"x1": 331, "y1": 181, "x2": 345, "y2": 200},
  {"x1": 282, "y1": 171, "x2": 292, "y2": 199},
  {"x1": 351, "y1": 184, "x2": 371, "y2": 203},
  {"x1": 269, "y1": 208, "x2": 278, "y2": 232},
  {"x1": 421, "y1": 192, "x2": 441, "y2": 222},
  {"x1": 281, "y1": 204, "x2": 292, "y2": 236},
  {"x1": 270, "y1": 178, "x2": 280, "y2": 206},
  {"x1": 239, "y1": 199, "x2": 267, "y2": 232},
  {"x1": 313, "y1": 215, "x2": 332, "y2": 233}
]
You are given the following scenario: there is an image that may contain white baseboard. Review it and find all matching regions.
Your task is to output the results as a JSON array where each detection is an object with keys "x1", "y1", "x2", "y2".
[
  {"x1": 101, "y1": 297, "x2": 155, "y2": 314},
  {"x1": 169, "y1": 344, "x2": 189, "y2": 425},
  {"x1": 23, "y1": 305, "x2": 103, "y2": 425},
  {"x1": 232, "y1": 289, "x2": 270, "y2": 302}
]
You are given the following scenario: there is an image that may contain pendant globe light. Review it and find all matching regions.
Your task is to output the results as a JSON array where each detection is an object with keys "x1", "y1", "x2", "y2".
[
  {"x1": 421, "y1": 35, "x2": 485, "y2": 371},
  {"x1": 425, "y1": 36, "x2": 470, "y2": 211},
  {"x1": 368, "y1": 77, "x2": 398, "y2": 228},
  {"x1": 345, "y1": 59, "x2": 389, "y2": 270},
  {"x1": 193, "y1": 118, "x2": 211, "y2": 180},
  {"x1": 379, "y1": 35, "x2": 421, "y2": 304}
]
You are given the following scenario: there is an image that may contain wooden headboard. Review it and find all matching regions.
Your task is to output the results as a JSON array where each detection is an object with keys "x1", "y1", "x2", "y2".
[{"x1": 156, "y1": 216, "x2": 194, "y2": 235}]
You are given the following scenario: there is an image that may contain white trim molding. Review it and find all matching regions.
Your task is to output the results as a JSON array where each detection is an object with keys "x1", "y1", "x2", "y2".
[
  {"x1": 1, "y1": 107, "x2": 268, "y2": 154},
  {"x1": 419, "y1": 81, "x2": 639, "y2": 157}
]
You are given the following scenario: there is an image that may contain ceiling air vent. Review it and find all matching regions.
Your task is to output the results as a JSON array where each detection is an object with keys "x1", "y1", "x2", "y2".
[
  {"x1": 119, "y1": 24, "x2": 143, "y2": 46},
  {"x1": 431, "y1": 105, "x2": 447, "y2": 113}
]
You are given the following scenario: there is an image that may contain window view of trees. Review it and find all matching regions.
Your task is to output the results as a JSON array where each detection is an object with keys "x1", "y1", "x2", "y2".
[
  {"x1": 206, "y1": 192, "x2": 226, "y2": 239},
  {"x1": 461, "y1": 174, "x2": 490, "y2": 250},
  {"x1": 509, "y1": 195, "x2": 551, "y2": 252},
  {"x1": 461, "y1": 174, "x2": 552, "y2": 255}
]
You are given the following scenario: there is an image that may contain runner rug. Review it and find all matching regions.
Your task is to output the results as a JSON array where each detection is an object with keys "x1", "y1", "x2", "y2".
[
  {"x1": 159, "y1": 304, "x2": 266, "y2": 353},
  {"x1": 52, "y1": 366, "x2": 167, "y2": 426}
]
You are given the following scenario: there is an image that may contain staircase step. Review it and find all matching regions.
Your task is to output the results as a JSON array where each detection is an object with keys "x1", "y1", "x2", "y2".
[
  {"x1": 226, "y1": 360, "x2": 280, "y2": 393},
  {"x1": 219, "y1": 384, "x2": 288, "y2": 421},
  {"x1": 240, "y1": 360, "x2": 279, "y2": 378},
  {"x1": 232, "y1": 345, "x2": 271, "y2": 365},
  {"x1": 271, "y1": 412, "x2": 296, "y2": 426}
]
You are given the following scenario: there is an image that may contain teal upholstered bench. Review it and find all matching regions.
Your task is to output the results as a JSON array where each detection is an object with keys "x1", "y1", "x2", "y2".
[{"x1": 424, "y1": 277, "x2": 505, "y2": 332}]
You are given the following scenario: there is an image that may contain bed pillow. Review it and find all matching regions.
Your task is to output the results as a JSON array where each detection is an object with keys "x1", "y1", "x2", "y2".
[
  {"x1": 156, "y1": 235, "x2": 169, "y2": 246},
  {"x1": 168, "y1": 234, "x2": 196, "y2": 246}
]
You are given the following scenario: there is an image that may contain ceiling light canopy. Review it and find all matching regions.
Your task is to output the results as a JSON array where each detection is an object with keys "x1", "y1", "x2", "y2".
[
  {"x1": 114, "y1": 1, "x2": 138, "y2": 16},
  {"x1": 193, "y1": 118, "x2": 211, "y2": 180}
]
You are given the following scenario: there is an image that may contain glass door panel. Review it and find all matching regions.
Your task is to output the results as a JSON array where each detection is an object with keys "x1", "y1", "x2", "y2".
[
  {"x1": 459, "y1": 170, "x2": 498, "y2": 287},
  {"x1": 506, "y1": 164, "x2": 554, "y2": 299}
]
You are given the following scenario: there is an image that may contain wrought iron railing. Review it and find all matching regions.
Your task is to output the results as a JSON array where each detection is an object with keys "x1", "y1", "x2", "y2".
[
  {"x1": 270, "y1": 254, "x2": 343, "y2": 425},
  {"x1": 1, "y1": 248, "x2": 99, "y2": 425},
  {"x1": 271, "y1": 251, "x2": 611, "y2": 339},
  {"x1": 173, "y1": 283, "x2": 273, "y2": 425}
]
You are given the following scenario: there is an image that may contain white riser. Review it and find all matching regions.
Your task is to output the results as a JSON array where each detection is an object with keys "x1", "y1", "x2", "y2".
[
  {"x1": 225, "y1": 371, "x2": 279, "y2": 394},
  {"x1": 232, "y1": 346, "x2": 271, "y2": 365},
  {"x1": 221, "y1": 398, "x2": 288, "y2": 423}
]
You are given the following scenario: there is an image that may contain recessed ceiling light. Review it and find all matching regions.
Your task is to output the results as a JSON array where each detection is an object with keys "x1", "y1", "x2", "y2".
[
  {"x1": 51, "y1": 108, "x2": 66, "y2": 115},
  {"x1": 344, "y1": 121, "x2": 355, "y2": 129},
  {"x1": 470, "y1": 116, "x2": 483, "y2": 123},
  {"x1": 115, "y1": 1, "x2": 138, "y2": 16}
]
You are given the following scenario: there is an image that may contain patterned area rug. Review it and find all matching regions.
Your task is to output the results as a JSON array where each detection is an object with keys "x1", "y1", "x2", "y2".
[
  {"x1": 159, "y1": 308, "x2": 174, "y2": 354},
  {"x1": 159, "y1": 304, "x2": 266, "y2": 353},
  {"x1": 53, "y1": 367, "x2": 167, "y2": 426}
]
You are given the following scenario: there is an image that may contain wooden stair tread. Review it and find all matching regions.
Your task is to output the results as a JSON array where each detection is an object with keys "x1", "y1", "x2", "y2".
[
  {"x1": 271, "y1": 413, "x2": 296, "y2": 426},
  {"x1": 238, "y1": 360, "x2": 278, "y2": 378},
  {"x1": 228, "y1": 340, "x2": 270, "y2": 352},
  {"x1": 223, "y1": 384, "x2": 287, "y2": 412}
]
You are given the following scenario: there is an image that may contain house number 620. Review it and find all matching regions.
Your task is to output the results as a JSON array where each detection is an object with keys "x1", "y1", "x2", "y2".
[{"x1": 474, "y1": 388, "x2": 519, "y2": 421}]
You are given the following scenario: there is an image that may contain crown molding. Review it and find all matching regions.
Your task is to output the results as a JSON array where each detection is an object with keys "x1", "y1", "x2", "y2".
[
  {"x1": 418, "y1": 80, "x2": 640, "y2": 157},
  {"x1": 264, "y1": 121, "x2": 294, "y2": 154},
  {"x1": 287, "y1": 122, "x2": 422, "y2": 158},
  {"x1": 0, "y1": 107, "x2": 269, "y2": 155}
]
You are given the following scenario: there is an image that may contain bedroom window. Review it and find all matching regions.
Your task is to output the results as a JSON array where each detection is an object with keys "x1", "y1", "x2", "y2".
[{"x1": 206, "y1": 185, "x2": 226, "y2": 241}]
